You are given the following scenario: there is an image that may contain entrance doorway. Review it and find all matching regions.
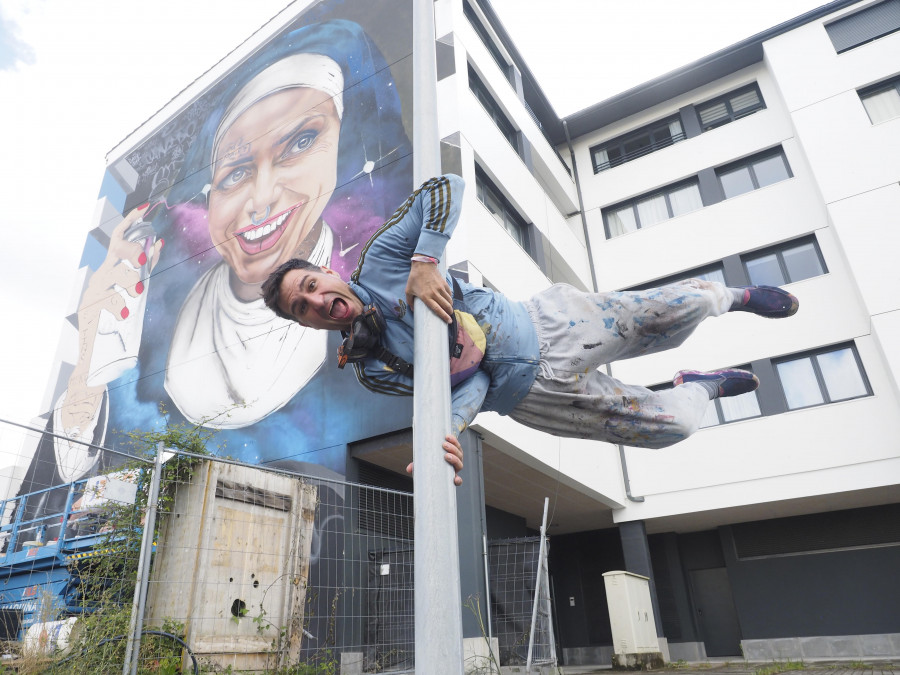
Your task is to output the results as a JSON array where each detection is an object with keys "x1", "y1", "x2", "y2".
[{"x1": 689, "y1": 567, "x2": 742, "y2": 656}]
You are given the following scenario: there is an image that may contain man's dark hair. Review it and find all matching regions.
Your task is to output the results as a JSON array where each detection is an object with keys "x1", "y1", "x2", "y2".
[{"x1": 261, "y1": 258, "x2": 322, "y2": 321}]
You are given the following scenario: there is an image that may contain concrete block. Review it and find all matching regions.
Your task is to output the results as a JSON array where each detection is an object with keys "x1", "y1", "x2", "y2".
[
  {"x1": 740, "y1": 639, "x2": 773, "y2": 661},
  {"x1": 829, "y1": 635, "x2": 862, "y2": 658},
  {"x1": 858, "y1": 634, "x2": 895, "y2": 657},
  {"x1": 743, "y1": 633, "x2": 900, "y2": 662},
  {"x1": 668, "y1": 641, "x2": 707, "y2": 662},
  {"x1": 612, "y1": 651, "x2": 665, "y2": 670},
  {"x1": 340, "y1": 651, "x2": 363, "y2": 675},
  {"x1": 798, "y1": 636, "x2": 835, "y2": 658},
  {"x1": 562, "y1": 645, "x2": 614, "y2": 666},
  {"x1": 769, "y1": 638, "x2": 801, "y2": 659},
  {"x1": 891, "y1": 633, "x2": 900, "y2": 655}
]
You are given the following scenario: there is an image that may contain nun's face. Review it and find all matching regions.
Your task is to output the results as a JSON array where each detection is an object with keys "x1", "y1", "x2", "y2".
[{"x1": 209, "y1": 87, "x2": 341, "y2": 286}]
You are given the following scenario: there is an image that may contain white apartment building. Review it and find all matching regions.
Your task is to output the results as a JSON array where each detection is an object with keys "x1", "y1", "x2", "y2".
[{"x1": 425, "y1": 0, "x2": 899, "y2": 663}]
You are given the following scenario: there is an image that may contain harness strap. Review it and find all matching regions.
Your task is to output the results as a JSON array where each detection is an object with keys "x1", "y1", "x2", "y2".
[
  {"x1": 350, "y1": 275, "x2": 467, "y2": 379},
  {"x1": 374, "y1": 346, "x2": 414, "y2": 378}
]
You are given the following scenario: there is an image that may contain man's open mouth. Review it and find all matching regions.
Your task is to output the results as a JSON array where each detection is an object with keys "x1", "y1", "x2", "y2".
[{"x1": 330, "y1": 298, "x2": 348, "y2": 320}]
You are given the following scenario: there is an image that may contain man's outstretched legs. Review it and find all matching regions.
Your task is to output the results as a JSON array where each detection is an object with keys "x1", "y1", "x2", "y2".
[
  {"x1": 507, "y1": 279, "x2": 797, "y2": 449},
  {"x1": 508, "y1": 366, "x2": 760, "y2": 449}
]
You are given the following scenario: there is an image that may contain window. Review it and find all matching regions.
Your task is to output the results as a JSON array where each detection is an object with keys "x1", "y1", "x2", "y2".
[
  {"x1": 475, "y1": 168, "x2": 527, "y2": 248},
  {"x1": 775, "y1": 344, "x2": 870, "y2": 410},
  {"x1": 591, "y1": 115, "x2": 686, "y2": 173},
  {"x1": 628, "y1": 263, "x2": 725, "y2": 292},
  {"x1": 860, "y1": 75, "x2": 900, "y2": 124},
  {"x1": 825, "y1": 0, "x2": 900, "y2": 53},
  {"x1": 742, "y1": 236, "x2": 827, "y2": 286},
  {"x1": 717, "y1": 148, "x2": 792, "y2": 199},
  {"x1": 604, "y1": 180, "x2": 702, "y2": 238},
  {"x1": 696, "y1": 84, "x2": 766, "y2": 131},
  {"x1": 469, "y1": 65, "x2": 518, "y2": 151},
  {"x1": 463, "y1": 1, "x2": 510, "y2": 81}
]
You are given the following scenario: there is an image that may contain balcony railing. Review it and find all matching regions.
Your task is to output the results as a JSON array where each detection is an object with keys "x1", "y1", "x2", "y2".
[{"x1": 593, "y1": 131, "x2": 687, "y2": 173}]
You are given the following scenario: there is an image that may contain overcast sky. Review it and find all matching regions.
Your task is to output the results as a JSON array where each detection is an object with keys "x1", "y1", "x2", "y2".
[{"x1": 0, "y1": 0, "x2": 827, "y2": 448}]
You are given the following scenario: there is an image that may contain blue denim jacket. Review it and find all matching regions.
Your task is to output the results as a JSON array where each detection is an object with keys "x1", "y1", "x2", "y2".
[{"x1": 348, "y1": 175, "x2": 540, "y2": 434}]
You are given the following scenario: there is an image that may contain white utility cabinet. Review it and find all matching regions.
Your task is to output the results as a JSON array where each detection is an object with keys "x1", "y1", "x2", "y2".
[{"x1": 602, "y1": 570, "x2": 660, "y2": 654}]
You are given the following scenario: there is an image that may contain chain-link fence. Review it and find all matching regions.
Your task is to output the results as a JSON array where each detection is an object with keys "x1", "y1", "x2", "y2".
[
  {"x1": 487, "y1": 529, "x2": 555, "y2": 669},
  {"x1": 0, "y1": 418, "x2": 556, "y2": 673}
]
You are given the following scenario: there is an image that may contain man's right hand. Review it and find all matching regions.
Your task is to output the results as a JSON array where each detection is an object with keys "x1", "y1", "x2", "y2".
[{"x1": 405, "y1": 260, "x2": 453, "y2": 323}]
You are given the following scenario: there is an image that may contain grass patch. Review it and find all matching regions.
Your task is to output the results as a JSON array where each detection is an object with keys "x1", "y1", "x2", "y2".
[{"x1": 754, "y1": 660, "x2": 806, "y2": 675}]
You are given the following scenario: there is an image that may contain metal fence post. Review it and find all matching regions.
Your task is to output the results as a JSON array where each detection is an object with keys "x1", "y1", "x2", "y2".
[
  {"x1": 526, "y1": 498, "x2": 550, "y2": 673},
  {"x1": 123, "y1": 442, "x2": 165, "y2": 675}
]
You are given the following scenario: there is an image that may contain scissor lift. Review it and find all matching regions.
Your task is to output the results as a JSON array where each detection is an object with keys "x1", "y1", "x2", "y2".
[{"x1": 0, "y1": 475, "x2": 137, "y2": 640}]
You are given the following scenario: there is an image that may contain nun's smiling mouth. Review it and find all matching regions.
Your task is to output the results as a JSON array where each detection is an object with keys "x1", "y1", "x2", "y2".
[{"x1": 233, "y1": 203, "x2": 302, "y2": 253}]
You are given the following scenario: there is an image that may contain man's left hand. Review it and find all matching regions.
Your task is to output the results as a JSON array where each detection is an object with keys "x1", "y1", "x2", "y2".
[
  {"x1": 406, "y1": 260, "x2": 453, "y2": 323},
  {"x1": 406, "y1": 434, "x2": 464, "y2": 486}
]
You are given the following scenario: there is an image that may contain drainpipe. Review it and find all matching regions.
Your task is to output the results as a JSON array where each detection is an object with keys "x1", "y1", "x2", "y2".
[
  {"x1": 563, "y1": 121, "x2": 643, "y2": 503},
  {"x1": 562, "y1": 119, "x2": 598, "y2": 293}
]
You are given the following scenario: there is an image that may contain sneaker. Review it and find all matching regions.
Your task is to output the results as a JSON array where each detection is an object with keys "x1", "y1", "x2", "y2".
[
  {"x1": 733, "y1": 285, "x2": 799, "y2": 318},
  {"x1": 674, "y1": 369, "x2": 760, "y2": 398}
]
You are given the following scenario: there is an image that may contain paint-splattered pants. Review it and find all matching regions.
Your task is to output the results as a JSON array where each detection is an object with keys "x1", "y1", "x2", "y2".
[{"x1": 508, "y1": 279, "x2": 733, "y2": 449}]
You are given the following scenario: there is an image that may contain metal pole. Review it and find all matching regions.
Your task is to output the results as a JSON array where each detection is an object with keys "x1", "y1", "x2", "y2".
[
  {"x1": 483, "y1": 533, "x2": 494, "y2": 644},
  {"x1": 526, "y1": 498, "x2": 550, "y2": 673},
  {"x1": 412, "y1": 0, "x2": 464, "y2": 672},
  {"x1": 123, "y1": 442, "x2": 165, "y2": 675}
]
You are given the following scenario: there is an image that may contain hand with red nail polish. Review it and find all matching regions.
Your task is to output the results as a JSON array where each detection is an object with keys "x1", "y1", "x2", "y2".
[{"x1": 65, "y1": 206, "x2": 165, "y2": 436}]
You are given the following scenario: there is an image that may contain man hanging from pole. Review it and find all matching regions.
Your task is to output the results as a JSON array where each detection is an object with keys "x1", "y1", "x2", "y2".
[{"x1": 261, "y1": 174, "x2": 799, "y2": 483}]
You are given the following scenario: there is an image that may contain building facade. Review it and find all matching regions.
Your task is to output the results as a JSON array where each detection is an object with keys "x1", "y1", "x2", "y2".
[
  {"x1": 10, "y1": 0, "x2": 900, "y2": 665},
  {"x1": 438, "y1": 0, "x2": 900, "y2": 663}
]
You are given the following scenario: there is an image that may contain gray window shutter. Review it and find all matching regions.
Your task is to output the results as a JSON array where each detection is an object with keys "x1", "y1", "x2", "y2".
[
  {"x1": 826, "y1": 0, "x2": 900, "y2": 53},
  {"x1": 699, "y1": 102, "x2": 728, "y2": 127}
]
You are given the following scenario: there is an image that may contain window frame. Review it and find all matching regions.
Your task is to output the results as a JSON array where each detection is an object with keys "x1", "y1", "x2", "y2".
[
  {"x1": 590, "y1": 114, "x2": 686, "y2": 173},
  {"x1": 773, "y1": 343, "x2": 872, "y2": 411},
  {"x1": 626, "y1": 262, "x2": 726, "y2": 292},
  {"x1": 602, "y1": 178, "x2": 703, "y2": 239},
  {"x1": 741, "y1": 235, "x2": 828, "y2": 286},
  {"x1": 468, "y1": 64, "x2": 518, "y2": 152},
  {"x1": 695, "y1": 83, "x2": 766, "y2": 131},
  {"x1": 858, "y1": 74, "x2": 900, "y2": 124},
  {"x1": 463, "y1": 0, "x2": 511, "y2": 82},
  {"x1": 475, "y1": 166, "x2": 529, "y2": 251},
  {"x1": 716, "y1": 147, "x2": 793, "y2": 199}
]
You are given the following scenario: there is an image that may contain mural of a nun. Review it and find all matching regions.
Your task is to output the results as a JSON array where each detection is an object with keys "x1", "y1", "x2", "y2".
[{"x1": 20, "y1": 17, "x2": 415, "y2": 499}]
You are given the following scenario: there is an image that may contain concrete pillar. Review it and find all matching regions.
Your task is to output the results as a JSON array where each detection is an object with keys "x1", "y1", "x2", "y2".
[{"x1": 618, "y1": 520, "x2": 664, "y2": 639}]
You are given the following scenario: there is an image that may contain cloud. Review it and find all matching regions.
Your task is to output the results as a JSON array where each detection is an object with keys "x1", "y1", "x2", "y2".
[{"x1": 0, "y1": 8, "x2": 35, "y2": 71}]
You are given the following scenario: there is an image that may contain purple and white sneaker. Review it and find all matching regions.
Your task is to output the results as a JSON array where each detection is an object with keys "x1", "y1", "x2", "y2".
[
  {"x1": 674, "y1": 369, "x2": 760, "y2": 398},
  {"x1": 733, "y1": 285, "x2": 799, "y2": 319}
]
